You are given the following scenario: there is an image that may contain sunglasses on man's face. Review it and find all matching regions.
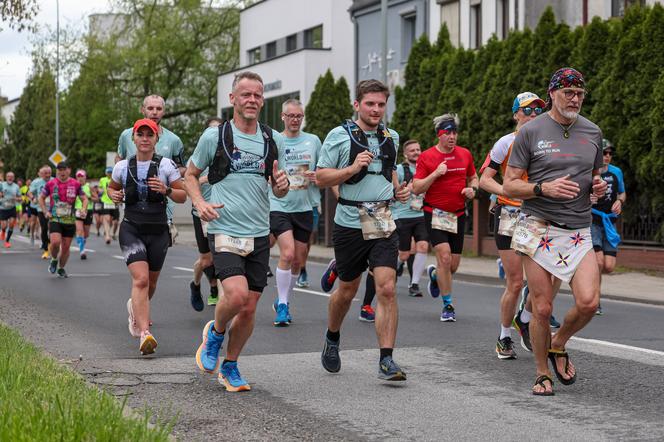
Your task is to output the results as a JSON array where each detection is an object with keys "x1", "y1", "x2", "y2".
[
  {"x1": 521, "y1": 107, "x2": 543, "y2": 116},
  {"x1": 603, "y1": 150, "x2": 614, "y2": 156}
]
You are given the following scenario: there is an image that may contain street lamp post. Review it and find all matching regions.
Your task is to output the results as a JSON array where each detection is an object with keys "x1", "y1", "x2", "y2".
[
  {"x1": 380, "y1": 0, "x2": 387, "y2": 85},
  {"x1": 55, "y1": 0, "x2": 60, "y2": 151}
]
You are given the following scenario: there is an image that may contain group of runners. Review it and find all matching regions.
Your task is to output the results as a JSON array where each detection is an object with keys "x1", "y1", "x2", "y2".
[{"x1": 1, "y1": 65, "x2": 626, "y2": 396}]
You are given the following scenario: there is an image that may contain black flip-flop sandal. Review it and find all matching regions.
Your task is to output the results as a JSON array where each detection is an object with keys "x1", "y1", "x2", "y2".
[
  {"x1": 532, "y1": 374, "x2": 555, "y2": 396},
  {"x1": 548, "y1": 348, "x2": 577, "y2": 385}
]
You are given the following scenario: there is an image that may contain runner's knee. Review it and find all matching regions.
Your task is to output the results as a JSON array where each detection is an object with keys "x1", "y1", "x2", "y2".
[
  {"x1": 133, "y1": 274, "x2": 149, "y2": 291},
  {"x1": 532, "y1": 301, "x2": 553, "y2": 322}
]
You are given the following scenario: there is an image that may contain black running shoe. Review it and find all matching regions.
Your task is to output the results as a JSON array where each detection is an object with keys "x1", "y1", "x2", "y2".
[
  {"x1": 378, "y1": 356, "x2": 406, "y2": 381},
  {"x1": 408, "y1": 283, "x2": 422, "y2": 297},
  {"x1": 321, "y1": 337, "x2": 341, "y2": 373},
  {"x1": 267, "y1": 267, "x2": 273, "y2": 278},
  {"x1": 396, "y1": 261, "x2": 404, "y2": 277},
  {"x1": 496, "y1": 336, "x2": 517, "y2": 359},
  {"x1": 189, "y1": 281, "x2": 204, "y2": 312},
  {"x1": 512, "y1": 313, "x2": 532, "y2": 352}
]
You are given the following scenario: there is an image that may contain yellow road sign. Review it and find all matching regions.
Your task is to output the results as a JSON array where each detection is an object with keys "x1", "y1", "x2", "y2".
[{"x1": 48, "y1": 149, "x2": 67, "y2": 166}]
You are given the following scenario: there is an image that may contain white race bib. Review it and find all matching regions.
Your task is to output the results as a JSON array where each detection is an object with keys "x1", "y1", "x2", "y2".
[
  {"x1": 55, "y1": 202, "x2": 72, "y2": 217},
  {"x1": 410, "y1": 194, "x2": 424, "y2": 211},
  {"x1": 75, "y1": 209, "x2": 86, "y2": 219},
  {"x1": 498, "y1": 205, "x2": 520, "y2": 237},
  {"x1": 288, "y1": 164, "x2": 310, "y2": 191},
  {"x1": 510, "y1": 214, "x2": 549, "y2": 257},
  {"x1": 214, "y1": 234, "x2": 254, "y2": 257},
  {"x1": 431, "y1": 209, "x2": 458, "y2": 233},
  {"x1": 358, "y1": 202, "x2": 396, "y2": 240},
  {"x1": 103, "y1": 202, "x2": 116, "y2": 210}
]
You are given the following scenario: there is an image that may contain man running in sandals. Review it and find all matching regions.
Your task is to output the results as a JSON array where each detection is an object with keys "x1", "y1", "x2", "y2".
[{"x1": 503, "y1": 67, "x2": 606, "y2": 396}]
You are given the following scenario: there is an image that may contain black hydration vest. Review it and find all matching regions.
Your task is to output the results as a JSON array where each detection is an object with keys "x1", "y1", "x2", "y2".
[
  {"x1": 208, "y1": 120, "x2": 278, "y2": 185},
  {"x1": 343, "y1": 119, "x2": 396, "y2": 185},
  {"x1": 401, "y1": 162, "x2": 413, "y2": 183},
  {"x1": 124, "y1": 154, "x2": 167, "y2": 225}
]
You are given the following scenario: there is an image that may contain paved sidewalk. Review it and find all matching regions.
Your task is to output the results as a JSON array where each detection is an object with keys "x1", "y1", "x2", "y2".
[{"x1": 174, "y1": 225, "x2": 664, "y2": 306}]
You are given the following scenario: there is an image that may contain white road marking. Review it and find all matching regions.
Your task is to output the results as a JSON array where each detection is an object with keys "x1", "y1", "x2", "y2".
[
  {"x1": 0, "y1": 250, "x2": 30, "y2": 254},
  {"x1": 570, "y1": 336, "x2": 664, "y2": 357},
  {"x1": 172, "y1": 266, "x2": 193, "y2": 272},
  {"x1": 293, "y1": 287, "x2": 358, "y2": 301},
  {"x1": 112, "y1": 255, "x2": 125, "y2": 260},
  {"x1": 67, "y1": 273, "x2": 111, "y2": 277}
]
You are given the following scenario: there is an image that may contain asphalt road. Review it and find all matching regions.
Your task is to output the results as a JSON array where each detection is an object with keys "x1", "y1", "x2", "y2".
[{"x1": 1, "y1": 231, "x2": 663, "y2": 441}]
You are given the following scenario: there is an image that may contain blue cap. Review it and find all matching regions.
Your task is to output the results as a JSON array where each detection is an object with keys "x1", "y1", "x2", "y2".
[{"x1": 105, "y1": 166, "x2": 113, "y2": 173}]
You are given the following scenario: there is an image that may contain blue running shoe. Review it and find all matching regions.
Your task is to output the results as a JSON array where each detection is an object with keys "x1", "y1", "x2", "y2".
[
  {"x1": 296, "y1": 268, "x2": 309, "y2": 288},
  {"x1": 273, "y1": 298, "x2": 292, "y2": 323},
  {"x1": 378, "y1": 356, "x2": 407, "y2": 381},
  {"x1": 195, "y1": 320, "x2": 224, "y2": 374},
  {"x1": 440, "y1": 304, "x2": 456, "y2": 322},
  {"x1": 549, "y1": 315, "x2": 561, "y2": 328},
  {"x1": 219, "y1": 361, "x2": 251, "y2": 392},
  {"x1": 48, "y1": 258, "x2": 57, "y2": 274},
  {"x1": 274, "y1": 303, "x2": 290, "y2": 327},
  {"x1": 427, "y1": 264, "x2": 439, "y2": 298},
  {"x1": 321, "y1": 259, "x2": 337, "y2": 293},
  {"x1": 497, "y1": 258, "x2": 505, "y2": 279},
  {"x1": 189, "y1": 281, "x2": 204, "y2": 312}
]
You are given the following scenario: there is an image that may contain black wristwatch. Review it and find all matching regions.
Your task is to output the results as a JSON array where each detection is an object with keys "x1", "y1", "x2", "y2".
[
  {"x1": 533, "y1": 182, "x2": 543, "y2": 197},
  {"x1": 471, "y1": 186, "x2": 478, "y2": 198},
  {"x1": 165, "y1": 187, "x2": 173, "y2": 196}
]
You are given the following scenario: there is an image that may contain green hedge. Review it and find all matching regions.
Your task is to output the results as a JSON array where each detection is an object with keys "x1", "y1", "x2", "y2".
[{"x1": 391, "y1": 5, "x2": 664, "y2": 242}]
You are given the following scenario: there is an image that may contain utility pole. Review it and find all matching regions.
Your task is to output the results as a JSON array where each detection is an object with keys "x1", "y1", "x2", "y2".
[
  {"x1": 55, "y1": 0, "x2": 60, "y2": 151},
  {"x1": 380, "y1": 0, "x2": 387, "y2": 84}
]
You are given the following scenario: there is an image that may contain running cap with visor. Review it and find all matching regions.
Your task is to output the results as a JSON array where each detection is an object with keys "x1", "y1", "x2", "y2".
[
  {"x1": 132, "y1": 118, "x2": 159, "y2": 135},
  {"x1": 105, "y1": 166, "x2": 113, "y2": 174},
  {"x1": 512, "y1": 92, "x2": 546, "y2": 114},
  {"x1": 56, "y1": 161, "x2": 69, "y2": 169}
]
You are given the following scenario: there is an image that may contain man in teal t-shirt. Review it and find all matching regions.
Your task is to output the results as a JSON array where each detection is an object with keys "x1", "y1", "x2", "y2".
[
  {"x1": 117, "y1": 94, "x2": 185, "y2": 239},
  {"x1": 186, "y1": 71, "x2": 289, "y2": 392},
  {"x1": 268, "y1": 98, "x2": 321, "y2": 326},
  {"x1": 392, "y1": 140, "x2": 429, "y2": 297},
  {"x1": 0, "y1": 171, "x2": 21, "y2": 248},
  {"x1": 28, "y1": 165, "x2": 52, "y2": 255},
  {"x1": 316, "y1": 79, "x2": 410, "y2": 382}
]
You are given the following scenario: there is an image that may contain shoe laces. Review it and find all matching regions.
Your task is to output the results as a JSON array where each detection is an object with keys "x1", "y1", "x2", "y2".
[
  {"x1": 206, "y1": 329, "x2": 223, "y2": 355},
  {"x1": 222, "y1": 362, "x2": 243, "y2": 383},
  {"x1": 500, "y1": 336, "x2": 514, "y2": 349},
  {"x1": 380, "y1": 356, "x2": 397, "y2": 372}
]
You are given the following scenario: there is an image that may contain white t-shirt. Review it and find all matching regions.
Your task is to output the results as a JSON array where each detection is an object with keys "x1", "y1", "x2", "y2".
[{"x1": 112, "y1": 157, "x2": 181, "y2": 191}]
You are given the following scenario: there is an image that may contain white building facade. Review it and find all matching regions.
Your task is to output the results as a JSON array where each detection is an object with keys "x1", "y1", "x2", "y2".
[{"x1": 217, "y1": 0, "x2": 354, "y2": 129}]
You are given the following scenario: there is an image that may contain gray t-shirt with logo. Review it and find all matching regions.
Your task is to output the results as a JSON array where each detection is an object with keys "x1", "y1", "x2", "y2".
[{"x1": 508, "y1": 113, "x2": 603, "y2": 229}]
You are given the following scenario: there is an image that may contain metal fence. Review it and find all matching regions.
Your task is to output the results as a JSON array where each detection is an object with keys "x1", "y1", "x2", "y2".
[{"x1": 621, "y1": 208, "x2": 663, "y2": 246}]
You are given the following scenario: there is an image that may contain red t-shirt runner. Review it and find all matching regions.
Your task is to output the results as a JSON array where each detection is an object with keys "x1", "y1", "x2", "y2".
[{"x1": 415, "y1": 145, "x2": 476, "y2": 216}]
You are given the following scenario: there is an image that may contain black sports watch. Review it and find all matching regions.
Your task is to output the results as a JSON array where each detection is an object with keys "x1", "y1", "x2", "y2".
[
  {"x1": 533, "y1": 182, "x2": 543, "y2": 197},
  {"x1": 165, "y1": 187, "x2": 173, "y2": 197}
]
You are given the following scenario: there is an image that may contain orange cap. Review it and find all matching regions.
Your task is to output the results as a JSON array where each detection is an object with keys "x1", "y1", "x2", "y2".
[{"x1": 132, "y1": 118, "x2": 159, "y2": 135}]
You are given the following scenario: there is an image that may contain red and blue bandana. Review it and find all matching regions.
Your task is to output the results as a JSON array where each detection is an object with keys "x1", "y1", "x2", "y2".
[{"x1": 548, "y1": 67, "x2": 585, "y2": 92}]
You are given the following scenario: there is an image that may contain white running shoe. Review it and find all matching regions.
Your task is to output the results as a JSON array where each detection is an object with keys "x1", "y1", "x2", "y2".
[{"x1": 127, "y1": 299, "x2": 140, "y2": 338}]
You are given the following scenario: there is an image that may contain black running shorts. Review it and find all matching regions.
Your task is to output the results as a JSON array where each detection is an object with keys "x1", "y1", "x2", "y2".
[
  {"x1": 208, "y1": 234, "x2": 270, "y2": 293},
  {"x1": 192, "y1": 211, "x2": 210, "y2": 254},
  {"x1": 493, "y1": 205, "x2": 514, "y2": 251},
  {"x1": 395, "y1": 216, "x2": 428, "y2": 251},
  {"x1": 118, "y1": 220, "x2": 170, "y2": 271},
  {"x1": 333, "y1": 223, "x2": 398, "y2": 282},
  {"x1": 423, "y1": 212, "x2": 466, "y2": 254},
  {"x1": 270, "y1": 211, "x2": 313, "y2": 243},
  {"x1": 48, "y1": 221, "x2": 76, "y2": 238}
]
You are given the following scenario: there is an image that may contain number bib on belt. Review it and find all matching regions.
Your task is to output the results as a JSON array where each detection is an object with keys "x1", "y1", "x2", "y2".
[
  {"x1": 55, "y1": 202, "x2": 73, "y2": 217},
  {"x1": 498, "y1": 205, "x2": 520, "y2": 237},
  {"x1": 358, "y1": 202, "x2": 396, "y2": 240},
  {"x1": 93, "y1": 202, "x2": 103, "y2": 211},
  {"x1": 431, "y1": 209, "x2": 458, "y2": 233},
  {"x1": 214, "y1": 234, "x2": 254, "y2": 257},
  {"x1": 510, "y1": 214, "x2": 549, "y2": 257},
  {"x1": 410, "y1": 194, "x2": 424, "y2": 211},
  {"x1": 288, "y1": 165, "x2": 310, "y2": 191},
  {"x1": 103, "y1": 202, "x2": 116, "y2": 210}
]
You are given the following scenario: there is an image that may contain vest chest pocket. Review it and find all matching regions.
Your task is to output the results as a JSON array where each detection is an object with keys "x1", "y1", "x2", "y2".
[
  {"x1": 431, "y1": 209, "x2": 457, "y2": 233},
  {"x1": 498, "y1": 206, "x2": 520, "y2": 237},
  {"x1": 358, "y1": 202, "x2": 396, "y2": 240},
  {"x1": 214, "y1": 234, "x2": 254, "y2": 257},
  {"x1": 510, "y1": 215, "x2": 548, "y2": 257}
]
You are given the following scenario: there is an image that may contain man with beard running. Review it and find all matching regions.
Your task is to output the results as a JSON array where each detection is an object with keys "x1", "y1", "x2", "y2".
[{"x1": 504, "y1": 67, "x2": 606, "y2": 396}]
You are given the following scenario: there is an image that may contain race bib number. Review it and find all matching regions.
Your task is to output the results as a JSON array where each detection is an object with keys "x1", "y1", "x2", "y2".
[
  {"x1": 2, "y1": 199, "x2": 13, "y2": 209},
  {"x1": 103, "y1": 203, "x2": 116, "y2": 210},
  {"x1": 510, "y1": 214, "x2": 548, "y2": 257},
  {"x1": 497, "y1": 206, "x2": 520, "y2": 237},
  {"x1": 93, "y1": 202, "x2": 103, "y2": 211},
  {"x1": 358, "y1": 202, "x2": 396, "y2": 240},
  {"x1": 431, "y1": 209, "x2": 458, "y2": 233},
  {"x1": 214, "y1": 234, "x2": 254, "y2": 257},
  {"x1": 410, "y1": 194, "x2": 424, "y2": 211},
  {"x1": 201, "y1": 220, "x2": 208, "y2": 238},
  {"x1": 288, "y1": 164, "x2": 310, "y2": 191},
  {"x1": 55, "y1": 202, "x2": 73, "y2": 217}
]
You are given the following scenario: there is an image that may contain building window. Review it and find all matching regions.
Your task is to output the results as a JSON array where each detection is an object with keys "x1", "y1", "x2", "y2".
[
  {"x1": 470, "y1": 2, "x2": 482, "y2": 49},
  {"x1": 266, "y1": 41, "x2": 277, "y2": 59},
  {"x1": 612, "y1": 0, "x2": 645, "y2": 16},
  {"x1": 440, "y1": 0, "x2": 460, "y2": 47},
  {"x1": 286, "y1": 33, "x2": 297, "y2": 52},
  {"x1": 401, "y1": 14, "x2": 417, "y2": 62},
  {"x1": 496, "y1": 0, "x2": 509, "y2": 40},
  {"x1": 260, "y1": 91, "x2": 300, "y2": 129},
  {"x1": 248, "y1": 47, "x2": 261, "y2": 64},
  {"x1": 304, "y1": 25, "x2": 323, "y2": 49}
]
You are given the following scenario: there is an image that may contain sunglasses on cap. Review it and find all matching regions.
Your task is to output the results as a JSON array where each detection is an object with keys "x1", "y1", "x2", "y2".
[{"x1": 521, "y1": 107, "x2": 543, "y2": 116}]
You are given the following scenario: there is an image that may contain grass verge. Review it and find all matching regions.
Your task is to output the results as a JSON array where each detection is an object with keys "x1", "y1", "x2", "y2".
[{"x1": 0, "y1": 323, "x2": 172, "y2": 441}]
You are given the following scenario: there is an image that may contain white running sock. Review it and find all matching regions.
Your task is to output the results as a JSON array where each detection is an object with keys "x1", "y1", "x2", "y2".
[
  {"x1": 276, "y1": 268, "x2": 291, "y2": 305},
  {"x1": 520, "y1": 308, "x2": 532, "y2": 323},
  {"x1": 411, "y1": 252, "x2": 427, "y2": 284},
  {"x1": 500, "y1": 325, "x2": 511, "y2": 340}
]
